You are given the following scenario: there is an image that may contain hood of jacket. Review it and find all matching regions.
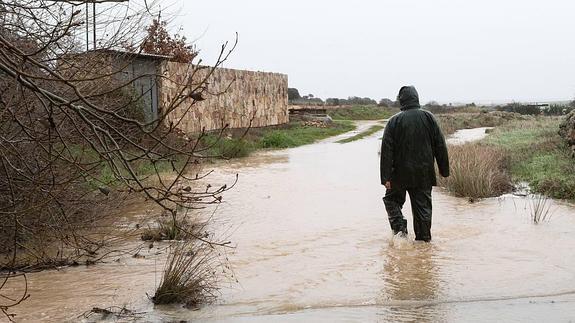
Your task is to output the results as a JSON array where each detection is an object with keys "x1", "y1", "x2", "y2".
[{"x1": 398, "y1": 86, "x2": 420, "y2": 110}]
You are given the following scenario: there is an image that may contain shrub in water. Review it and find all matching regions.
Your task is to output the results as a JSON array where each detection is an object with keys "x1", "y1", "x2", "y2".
[
  {"x1": 153, "y1": 240, "x2": 220, "y2": 307},
  {"x1": 438, "y1": 143, "x2": 511, "y2": 199}
]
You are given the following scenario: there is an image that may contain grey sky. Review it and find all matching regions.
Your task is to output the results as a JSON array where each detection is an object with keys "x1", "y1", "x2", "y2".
[{"x1": 174, "y1": 0, "x2": 575, "y2": 104}]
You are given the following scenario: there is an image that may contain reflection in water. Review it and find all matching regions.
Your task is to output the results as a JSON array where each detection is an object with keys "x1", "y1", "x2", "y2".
[
  {"x1": 11, "y1": 123, "x2": 575, "y2": 322},
  {"x1": 380, "y1": 239, "x2": 443, "y2": 323},
  {"x1": 382, "y1": 240, "x2": 439, "y2": 301}
]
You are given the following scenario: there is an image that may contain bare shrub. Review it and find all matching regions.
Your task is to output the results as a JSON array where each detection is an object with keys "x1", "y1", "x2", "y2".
[
  {"x1": 141, "y1": 212, "x2": 205, "y2": 242},
  {"x1": 153, "y1": 240, "x2": 223, "y2": 307},
  {"x1": 438, "y1": 143, "x2": 511, "y2": 199},
  {"x1": 0, "y1": 0, "x2": 237, "y2": 317},
  {"x1": 80, "y1": 306, "x2": 145, "y2": 321}
]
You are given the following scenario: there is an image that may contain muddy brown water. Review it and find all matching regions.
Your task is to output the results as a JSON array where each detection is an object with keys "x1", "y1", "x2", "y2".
[{"x1": 8, "y1": 122, "x2": 575, "y2": 322}]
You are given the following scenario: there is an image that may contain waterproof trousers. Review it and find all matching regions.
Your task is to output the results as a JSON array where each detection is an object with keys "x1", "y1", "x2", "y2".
[{"x1": 383, "y1": 187, "x2": 433, "y2": 242}]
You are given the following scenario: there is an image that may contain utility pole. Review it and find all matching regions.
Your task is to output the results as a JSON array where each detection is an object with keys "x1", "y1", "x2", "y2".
[
  {"x1": 52, "y1": 0, "x2": 129, "y2": 51},
  {"x1": 85, "y1": 2, "x2": 89, "y2": 51},
  {"x1": 92, "y1": 2, "x2": 96, "y2": 50}
]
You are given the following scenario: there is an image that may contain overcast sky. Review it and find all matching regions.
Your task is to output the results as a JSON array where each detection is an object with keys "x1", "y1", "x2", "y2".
[{"x1": 172, "y1": 0, "x2": 575, "y2": 104}]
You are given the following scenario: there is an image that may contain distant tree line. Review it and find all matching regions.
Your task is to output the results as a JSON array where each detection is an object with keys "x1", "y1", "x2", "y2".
[
  {"x1": 421, "y1": 101, "x2": 479, "y2": 114},
  {"x1": 377, "y1": 98, "x2": 399, "y2": 108},
  {"x1": 288, "y1": 88, "x2": 324, "y2": 105},
  {"x1": 421, "y1": 100, "x2": 575, "y2": 116},
  {"x1": 325, "y1": 96, "x2": 377, "y2": 106},
  {"x1": 289, "y1": 88, "x2": 575, "y2": 115},
  {"x1": 496, "y1": 103, "x2": 574, "y2": 116},
  {"x1": 288, "y1": 87, "x2": 398, "y2": 107}
]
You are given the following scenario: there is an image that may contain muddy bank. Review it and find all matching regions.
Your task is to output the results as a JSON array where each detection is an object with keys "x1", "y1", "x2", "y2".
[{"x1": 9, "y1": 123, "x2": 575, "y2": 322}]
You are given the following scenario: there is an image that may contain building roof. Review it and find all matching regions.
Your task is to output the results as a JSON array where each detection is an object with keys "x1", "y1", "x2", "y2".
[{"x1": 93, "y1": 49, "x2": 173, "y2": 60}]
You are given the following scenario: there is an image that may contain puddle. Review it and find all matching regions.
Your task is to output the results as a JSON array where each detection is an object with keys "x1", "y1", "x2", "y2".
[{"x1": 447, "y1": 127, "x2": 493, "y2": 145}]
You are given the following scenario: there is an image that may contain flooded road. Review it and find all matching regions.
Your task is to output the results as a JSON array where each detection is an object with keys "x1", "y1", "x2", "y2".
[{"x1": 11, "y1": 122, "x2": 575, "y2": 322}]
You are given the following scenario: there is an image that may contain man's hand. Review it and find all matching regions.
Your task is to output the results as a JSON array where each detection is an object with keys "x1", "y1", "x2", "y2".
[{"x1": 385, "y1": 181, "x2": 392, "y2": 190}]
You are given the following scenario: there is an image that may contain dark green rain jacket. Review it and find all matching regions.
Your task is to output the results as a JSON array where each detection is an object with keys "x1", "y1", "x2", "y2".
[{"x1": 380, "y1": 86, "x2": 450, "y2": 188}]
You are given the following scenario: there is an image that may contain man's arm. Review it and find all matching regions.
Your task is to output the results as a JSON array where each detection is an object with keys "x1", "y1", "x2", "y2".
[
  {"x1": 431, "y1": 115, "x2": 449, "y2": 177},
  {"x1": 380, "y1": 120, "x2": 395, "y2": 185}
]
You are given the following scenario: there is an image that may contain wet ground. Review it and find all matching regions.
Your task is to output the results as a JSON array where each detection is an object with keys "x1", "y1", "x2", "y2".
[
  {"x1": 10, "y1": 122, "x2": 575, "y2": 322},
  {"x1": 447, "y1": 127, "x2": 493, "y2": 145}
]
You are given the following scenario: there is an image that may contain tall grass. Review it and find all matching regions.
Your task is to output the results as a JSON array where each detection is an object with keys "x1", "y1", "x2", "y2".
[
  {"x1": 438, "y1": 143, "x2": 511, "y2": 198},
  {"x1": 153, "y1": 241, "x2": 220, "y2": 307},
  {"x1": 529, "y1": 194, "x2": 553, "y2": 224},
  {"x1": 199, "y1": 135, "x2": 256, "y2": 158}
]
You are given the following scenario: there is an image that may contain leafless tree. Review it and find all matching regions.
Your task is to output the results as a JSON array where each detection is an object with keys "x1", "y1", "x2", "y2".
[{"x1": 0, "y1": 0, "x2": 237, "y2": 319}]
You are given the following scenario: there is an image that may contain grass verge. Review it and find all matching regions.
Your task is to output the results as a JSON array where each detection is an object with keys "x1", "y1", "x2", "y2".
[
  {"x1": 328, "y1": 105, "x2": 397, "y2": 120},
  {"x1": 439, "y1": 117, "x2": 574, "y2": 200},
  {"x1": 483, "y1": 118, "x2": 575, "y2": 200},
  {"x1": 337, "y1": 125, "x2": 384, "y2": 143},
  {"x1": 437, "y1": 111, "x2": 529, "y2": 135},
  {"x1": 199, "y1": 120, "x2": 355, "y2": 158}
]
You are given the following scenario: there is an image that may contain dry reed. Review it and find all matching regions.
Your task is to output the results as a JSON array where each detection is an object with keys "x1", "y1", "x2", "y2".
[
  {"x1": 153, "y1": 241, "x2": 221, "y2": 307},
  {"x1": 529, "y1": 194, "x2": 553, "y2": 224},
  {"x1": 438, "y1": 143, "x2": 511, "y2": 199}
]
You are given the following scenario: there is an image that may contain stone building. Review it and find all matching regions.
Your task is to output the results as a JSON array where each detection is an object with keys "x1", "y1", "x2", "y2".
[{"x1": 104, "y1": 50, "x2": 289, "y2": 133}]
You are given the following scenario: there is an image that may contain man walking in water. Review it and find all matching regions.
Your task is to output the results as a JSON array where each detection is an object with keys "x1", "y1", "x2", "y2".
[{"x1": 380, "y1": 86, "x2": 450, "y2": 242}]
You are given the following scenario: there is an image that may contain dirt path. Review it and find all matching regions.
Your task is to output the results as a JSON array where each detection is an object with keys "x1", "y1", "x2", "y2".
[{"x1": 10, "y1": 125, "x2": 575, "y2": 322}]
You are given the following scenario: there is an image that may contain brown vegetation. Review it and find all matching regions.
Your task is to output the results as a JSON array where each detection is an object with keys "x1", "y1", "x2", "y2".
[
  {"x1": 152, "y1": 240, "x2": 224, "y2": 307},
  {"x1": 138, "y1": 19, "x2": 197, "y2": 63},
  {"x1": 529, "y1": 194, "x2": 553, "y2": 224},
  {"x1": 438, "y1": 144, "x2": 512, "y2": 199}
]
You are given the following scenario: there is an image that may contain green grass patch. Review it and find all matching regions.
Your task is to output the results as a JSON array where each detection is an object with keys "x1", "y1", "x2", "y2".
[
  {"x1": 484, "y1": 118, "x2": 575, "y2": 200},
  {"x1": 199, "y1": 120, "x2": 355, "y2": 158},
  {"x1": 329, "y1": 105, "x2": 397, "y2": 120},
  {"x1": 337, "y1": 125, "x2": 384, "y2": 143},
  {"x1": 199, "y1": 135, "x2": 257, "y2": 158},
  {"x1": 260, "y1": 120, "x2": 355, "y2": 148},
  {"x1": 56, "y1": 144, "x2": 182, "y2": 190}
]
